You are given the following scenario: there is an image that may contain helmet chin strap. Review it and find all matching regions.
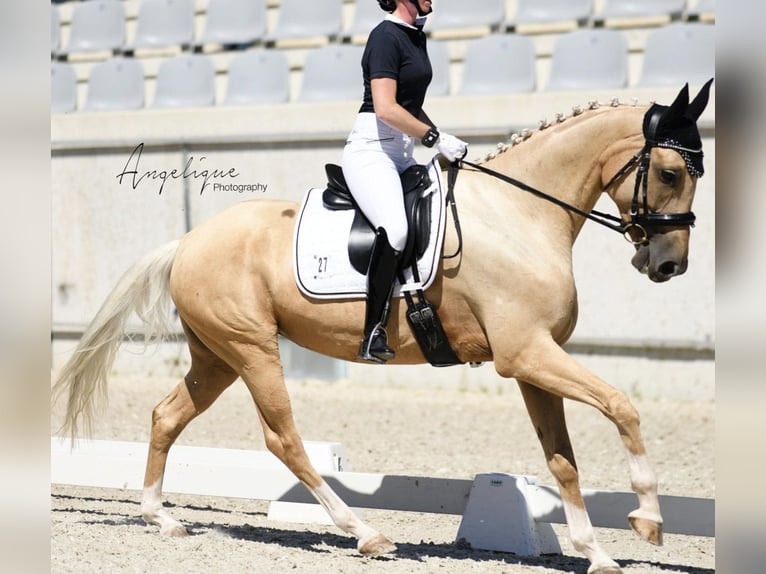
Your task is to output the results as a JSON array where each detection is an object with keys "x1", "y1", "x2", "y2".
[{"x1": 410, "y1": 0, "x2": 432, "y2": 16}]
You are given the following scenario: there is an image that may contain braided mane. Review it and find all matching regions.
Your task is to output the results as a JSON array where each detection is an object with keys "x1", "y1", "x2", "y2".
[{"x1": 476, "y1": 97, "x2": 647, "y2": 164}]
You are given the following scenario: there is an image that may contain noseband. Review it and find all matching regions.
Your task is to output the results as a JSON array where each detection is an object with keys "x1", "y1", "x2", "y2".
[{"x1": 457, "y1": 107, "x2": 699, "y2": 247}]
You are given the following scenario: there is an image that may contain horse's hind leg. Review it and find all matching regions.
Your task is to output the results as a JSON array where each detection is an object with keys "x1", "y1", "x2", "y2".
[
  {"x1": 517, "y1": 381, "x2": 622, "y2": 574},
  {"x1": 237, "y1": 338, "x2": 396, "y2": 556},
  {"x1": 141, "y1": 327, "x2": 238, "y2": 536}
]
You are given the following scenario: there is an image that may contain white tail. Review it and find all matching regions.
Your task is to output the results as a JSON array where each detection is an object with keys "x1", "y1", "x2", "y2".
[{"x1": 52, "y1": 240, "x2": 180, "y2": 440}]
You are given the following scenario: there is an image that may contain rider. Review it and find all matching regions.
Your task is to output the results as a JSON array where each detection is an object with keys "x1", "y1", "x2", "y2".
[{"x1": 342, "y1": 0, "x2": 468, "y2": 363}]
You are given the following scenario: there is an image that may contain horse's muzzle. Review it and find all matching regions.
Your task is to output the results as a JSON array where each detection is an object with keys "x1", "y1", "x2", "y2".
[{"x1": 631, "y1": 233, "x2": 689, "y2": 283}]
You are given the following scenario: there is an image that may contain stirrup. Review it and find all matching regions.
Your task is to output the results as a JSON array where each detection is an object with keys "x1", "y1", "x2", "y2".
[{"x1": 358, "y1": 328, "x2": 395, "y2": 363}]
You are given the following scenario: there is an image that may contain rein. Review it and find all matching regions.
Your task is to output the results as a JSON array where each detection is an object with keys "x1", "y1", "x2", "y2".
[{"x1": 445, "y1": 106, "x2": 697, "y2": 252}]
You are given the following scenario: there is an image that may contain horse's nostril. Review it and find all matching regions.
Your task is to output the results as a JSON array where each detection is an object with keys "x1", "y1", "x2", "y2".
[{"x1": 658, "y1": 261, "x2": 678, "y2": 277}]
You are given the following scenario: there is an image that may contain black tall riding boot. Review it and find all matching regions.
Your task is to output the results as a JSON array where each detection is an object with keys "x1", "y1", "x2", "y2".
[{"x1": 358, "y1": 228, "x2": 402, "y2": 363}]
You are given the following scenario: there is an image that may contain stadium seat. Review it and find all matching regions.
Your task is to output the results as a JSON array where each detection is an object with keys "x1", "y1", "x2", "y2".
[
  {"x1": 132, "y1": 0, "x2": 195, "y2": 51},
  {"x1": 427, "y1": 40, "x2": 451, "y2": 96},
  {"x1": 84, "y1": 57, "x2": 145, "y2": 111},
  {"x1": 51, "y1": 62, "x2": 77, "y2": 113},
  {"x1": 684, "y1": 0, "x2": 715, "y2": 20},
  {"x1": 224, "y1": 49, "x2": 290, "y2": 105},
  {"x1": 298, "y1": 44, "x2": 364, "y2": 102},
  {"x1": 199, "y1": 0, "x2": 267, "y2": 47},
  {"x1": 509, "y1": 0, "x2": 592, "y2": 27},
  {"x1": 427, "y1": 0, "x2": 505, "y2": 32},
  {"x1": 51, "y1": 5, "x2": 61, "y2": 56},
  {"x1": 65, "y1": 0, "x2": 126, "y2": 54},
  {"x1": 458, "y1": 34, "x2": 536, "y2": 95},
  {"x1": 637, "y1": 23, "x2": 715, "y2": 87},
  {"x1": 269, "y1": 0, "x2": 343, "y2": 42},
  {"x1": 344, "y1": 0, "x2": 384, "y2": 39},
  {"x1": 598, "y1": 0, "x2": 686, "y2": 20},
  {"x1": 546, "y1": 29, "x2": 628, "y2": 90},
  {"x1": 152, "y1": 54, "x2": 216, "y2": 108}
]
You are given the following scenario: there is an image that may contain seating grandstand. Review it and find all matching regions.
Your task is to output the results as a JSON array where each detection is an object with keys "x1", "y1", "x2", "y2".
[{"x1": 51, "y1": 0, "x2": 715, "y2": 111}]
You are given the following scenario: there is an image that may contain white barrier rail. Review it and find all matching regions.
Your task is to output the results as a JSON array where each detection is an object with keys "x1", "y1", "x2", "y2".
[{"x1": 51, "y1": 438, "x2": 714, "y2": 556}]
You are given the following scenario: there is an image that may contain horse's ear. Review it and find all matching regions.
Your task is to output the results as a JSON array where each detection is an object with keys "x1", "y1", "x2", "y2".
[
  {"x1": 664, "y1": 83, "x2": 690, "y2": 122},
  {"x1": 685, "y1": 78, "x2": 714, "y2": 121}
]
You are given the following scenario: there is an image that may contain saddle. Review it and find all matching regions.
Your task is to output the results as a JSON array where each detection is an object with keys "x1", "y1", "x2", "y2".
[
  {"x1": 321, "y1": 164, "x2": 432, "y2": 274},
  {"x1": 320, "y1": 162, "x2": 461, "y2": 368}
]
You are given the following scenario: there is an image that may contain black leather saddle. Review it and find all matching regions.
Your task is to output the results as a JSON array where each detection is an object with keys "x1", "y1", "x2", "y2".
[{"x1": 321, "y1": 163, "x2": 433, "y2": 275}]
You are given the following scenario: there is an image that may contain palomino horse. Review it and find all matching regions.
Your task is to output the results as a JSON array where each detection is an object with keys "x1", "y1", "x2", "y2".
[{"x1": 53, "y1": 81, "x2": 712, "y2": 574}]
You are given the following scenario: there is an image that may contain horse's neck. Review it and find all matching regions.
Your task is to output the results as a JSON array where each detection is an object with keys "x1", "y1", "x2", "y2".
[{"x1": 480, "y1": 106, "x2": 645, "y2": 239}]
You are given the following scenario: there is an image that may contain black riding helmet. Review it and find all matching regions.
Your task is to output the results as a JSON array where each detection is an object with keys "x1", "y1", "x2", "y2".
[{"x1": 377, "y1": 0, "x2": 433, "y2": 16}]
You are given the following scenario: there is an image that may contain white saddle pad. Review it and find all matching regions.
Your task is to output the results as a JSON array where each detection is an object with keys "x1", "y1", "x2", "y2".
[{"x1": 293, "y1": 157, "x2": 447, "y2": 300}]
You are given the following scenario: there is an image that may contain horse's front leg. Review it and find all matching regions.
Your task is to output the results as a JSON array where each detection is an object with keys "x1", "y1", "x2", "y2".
[
  {"x1": 517, "y1": 381, "x2": 622, "y2": 574},
  {"x1": 496, "y1": 337, "x2": 663, "y2": 571}
]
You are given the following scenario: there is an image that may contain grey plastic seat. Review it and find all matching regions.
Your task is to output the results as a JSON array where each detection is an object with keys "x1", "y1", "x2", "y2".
[
  {"x1": 344, "y1": 0, "x2": 384, "y2": 38},
  {"x1": 152, "y1": 54, "x2": 216, "y2": 108},
  {"x1": 510, "y1": 0, "x2": 592, "y2": 26},
  {"x1": 427, "y1": 40, "x2": 451, "y2": 96},
  {"x1": 299, "y1": 45, "x2": 364, "y2": 102},
  {"x1": 132, "y1": 0, "x2": 195, "y2": 50},
  {"x1": 546, "y1": 29, "x2": 628, "y2": 90},
  {"x1": 599, "y1": 0, "x2": 686, "y2": 20},
  {"x1": 459, "y1": 34, "x2": 536, "y2": 95},
  {"x1": 65, "y1": 0, "x2": 126, "y2": 54},
  {"x1": 51, "y1": 5, "x2": 61, "y2": 55},
  {"x1": 224, "y1": 49, "x2": 290, "y2": 105},
  {"x1": 269, "y1": 0, "x2": 343, "y2": 42},
  {"x1": 684, "y1": 0, "x2": 715, "y2": 19},
  {"x1": 428, "y1": 0, "x2": 505, "y2": 31},
  {"x1": 84, "y1": 57, "x2": 145, "y2": 111},
  {"x1": 637, "y1": 23, "x2": 715, "y2": 87},
  {"x1": 51, "y1": 62, "x2": 77, "y2": 113},
  {"x1": 200, "y1": 0, "x2": 267, "y2": 46}
]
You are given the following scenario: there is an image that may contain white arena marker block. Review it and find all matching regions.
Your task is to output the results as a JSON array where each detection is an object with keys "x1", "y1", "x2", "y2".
[
  {"x1": 456, "y1": 473, "x2": 562, "y2": 556},
  {"x1": 267, "y1": 442, "x2": 364, "y2": 525}
]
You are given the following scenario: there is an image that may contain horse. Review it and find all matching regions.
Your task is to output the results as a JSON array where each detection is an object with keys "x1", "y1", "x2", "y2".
[{"x1": 52, "y1": 81, "x2": 713, "y2": 574}]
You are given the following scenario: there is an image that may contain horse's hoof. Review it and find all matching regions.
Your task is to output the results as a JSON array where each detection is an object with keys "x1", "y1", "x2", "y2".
[
  {"x1": 589, "y1": 567, "x2": 623, "y2": 574},
  {"x1": 161, "y1": 524, "x2": 189, "y2": 537},
  {"x1": 358, "y1": 533, "x2": 397, "y2": 556},
  {"x1": 628, "y1": 515, "x2": 663, "y2": 546}
]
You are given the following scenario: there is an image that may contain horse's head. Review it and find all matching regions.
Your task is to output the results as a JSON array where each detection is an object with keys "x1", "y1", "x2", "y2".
[{"x1": 605, "y1": 80, "x2": 713, "y2": 283}]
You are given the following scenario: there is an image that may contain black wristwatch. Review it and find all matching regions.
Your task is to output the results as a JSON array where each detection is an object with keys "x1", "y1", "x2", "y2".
[{"x1": 421, "y1": 127, "x2": 440, "y2": 148}]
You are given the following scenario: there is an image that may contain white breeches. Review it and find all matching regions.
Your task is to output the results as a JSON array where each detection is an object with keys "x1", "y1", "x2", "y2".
[{"x1": 341, "y1": 112, "x2": 416, "y2": 253}]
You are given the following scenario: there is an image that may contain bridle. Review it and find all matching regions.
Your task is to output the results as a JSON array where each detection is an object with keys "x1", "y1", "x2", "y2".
[
  {"x1": 454, "y1": 106, "x2": 698, "y2": 248},
  {"x1": 617, "y1": 105, "x2": 698, "y2": 243}
]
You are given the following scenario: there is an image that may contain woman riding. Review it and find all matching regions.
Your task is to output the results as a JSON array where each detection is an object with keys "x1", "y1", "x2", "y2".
[{"x1": 342, "y1": 0, "x2": 468, "y2": 363}]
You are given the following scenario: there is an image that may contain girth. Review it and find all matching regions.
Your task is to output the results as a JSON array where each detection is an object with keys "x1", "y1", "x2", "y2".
[{"x1": 321, "y1": 163, "x2": 433, "y2": 274}]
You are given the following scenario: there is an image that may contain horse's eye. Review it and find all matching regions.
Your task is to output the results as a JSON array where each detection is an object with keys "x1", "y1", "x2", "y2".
[{"x1": 659, "y1": 169, "x2": 677, "y2": 186}]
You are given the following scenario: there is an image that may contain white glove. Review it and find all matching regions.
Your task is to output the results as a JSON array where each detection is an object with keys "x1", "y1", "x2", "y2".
[{"x1": 436, "y1": 132, "x2": 468, "y2": 162}]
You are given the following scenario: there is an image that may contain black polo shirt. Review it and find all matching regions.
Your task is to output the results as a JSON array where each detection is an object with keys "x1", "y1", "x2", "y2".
[{"x1": 359, "y1": 19, "x2": 433, "y2": 117}]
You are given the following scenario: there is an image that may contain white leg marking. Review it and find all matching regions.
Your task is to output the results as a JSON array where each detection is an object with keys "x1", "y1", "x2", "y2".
[
  {"x1": 626, "y1": 453, "x2": 662, "y2": 523},
  {"x1": 141, "y1": 479, "x2": 187, "y2": 536},
  {"x1": 310, "y1": 481, "x2": 379, "y2": 541},
  {"x1": 310, "y1": 480, "x2": 396, "y2": 554},
  {"x1": 561, "y1": 499, "x2": 620, "y2": 572}
]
